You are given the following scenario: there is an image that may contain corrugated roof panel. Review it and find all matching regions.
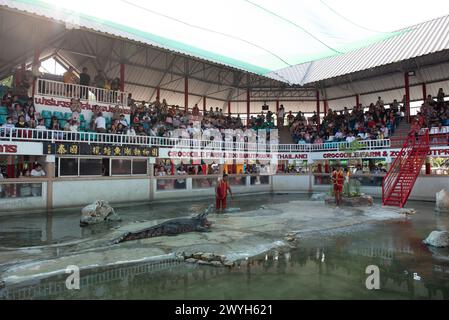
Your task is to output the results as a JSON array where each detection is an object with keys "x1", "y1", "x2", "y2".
[{"x1": 267, "y1": 14, "x2": 449, "y2": 85}]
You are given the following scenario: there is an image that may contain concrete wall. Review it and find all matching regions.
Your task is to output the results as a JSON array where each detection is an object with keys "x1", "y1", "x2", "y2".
[
  {"x1": 52, "y1": 179, "x2": 151, "y2": 207},
  {"x1": 272, "y1": 175, "x2": 310, "y2": 192},
  {"x1": 409, "y1": 176, "x2": 449, "y2": 201},
  {"x1": 1, "y1": 174, "x2": 447, "y2": 212},
  {"x1": 152, "y1": 176, "x2": 271, "y2": 201},
  {"x1": 0, "y1": 182, "x2": 47, "y2": 211},
  {"x1": 310, "y1": 175, "x2": 449, "y2": 201}
]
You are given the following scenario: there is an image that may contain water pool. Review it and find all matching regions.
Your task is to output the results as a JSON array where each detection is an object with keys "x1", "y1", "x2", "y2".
[{"x1": 1, "y1": 194, "x2": 449, "y2": 300}]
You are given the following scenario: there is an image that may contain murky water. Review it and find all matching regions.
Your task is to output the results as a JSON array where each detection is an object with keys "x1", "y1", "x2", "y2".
[{"x1": 1, "y1": 194, "x2": 449, "y2": 299}]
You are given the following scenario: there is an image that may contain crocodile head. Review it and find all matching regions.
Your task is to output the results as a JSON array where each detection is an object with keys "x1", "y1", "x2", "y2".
[{"x1": 195, "y1": 204, "x2": 214, "y2": 228}]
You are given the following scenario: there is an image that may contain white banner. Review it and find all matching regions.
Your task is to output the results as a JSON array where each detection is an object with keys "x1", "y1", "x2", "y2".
[{"x1": 34, "y1": 95, "x2": 131, "y2": 123}]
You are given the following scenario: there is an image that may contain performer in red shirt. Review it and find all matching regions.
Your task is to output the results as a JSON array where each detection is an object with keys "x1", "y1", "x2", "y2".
[
  {"x1": 216, "y1": 173, "x2": 233, "y2": 212},
  {"x1": 331, "y1": 164, "x2": 344, "y2": 207}
]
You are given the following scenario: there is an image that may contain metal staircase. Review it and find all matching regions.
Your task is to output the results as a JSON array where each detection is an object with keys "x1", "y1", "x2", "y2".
[{"x1": 382, "y1": 128, "x2": 430, "y2": 207}]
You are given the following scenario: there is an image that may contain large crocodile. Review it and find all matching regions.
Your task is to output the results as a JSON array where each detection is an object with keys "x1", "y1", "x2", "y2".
[{"x1": 111, "y1": 205, "x2": 213, "y2": 244}]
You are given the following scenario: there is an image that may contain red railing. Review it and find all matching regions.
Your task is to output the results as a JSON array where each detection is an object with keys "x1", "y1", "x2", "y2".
[{"x1": 382, "y1": 128, "x2": 430, "y2": 207}]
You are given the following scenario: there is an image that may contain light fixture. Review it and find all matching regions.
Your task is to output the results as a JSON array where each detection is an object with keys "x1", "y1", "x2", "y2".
[{"x1": 408, "y1": 71, "x2": 416, "y2": 76}]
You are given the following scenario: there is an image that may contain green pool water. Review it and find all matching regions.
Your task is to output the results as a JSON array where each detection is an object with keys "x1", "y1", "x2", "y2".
[{"x1": 1, "y1": 194, "x2": 449, "y2": 299}]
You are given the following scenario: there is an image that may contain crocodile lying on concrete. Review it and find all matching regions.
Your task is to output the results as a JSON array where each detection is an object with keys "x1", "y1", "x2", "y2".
[{"x1": 111, "y1": 205, "x2": 214, "y2": 244}]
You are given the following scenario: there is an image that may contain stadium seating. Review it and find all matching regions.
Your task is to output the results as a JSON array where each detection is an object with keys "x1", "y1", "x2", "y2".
[
  {"x1": 0, "y1": 114, "x2": 6, "y2": 124},
  {"x1": 41, "y1": 110, "x2": 52, "y2": 119},
  {"x1": 53, "y1": 111, "x2": 64, "y2": 120},
  {"x1": 0, "y1": 106, "x2": 8, "y2": 115}
]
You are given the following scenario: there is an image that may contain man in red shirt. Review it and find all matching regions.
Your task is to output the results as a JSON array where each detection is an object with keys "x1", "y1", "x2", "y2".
[
  {"x1": 216, "y1": 173, "x2": 233, "y2": 212},
  {"x1": 331, "y1": 164, "x2": 344, "y2": 207}
]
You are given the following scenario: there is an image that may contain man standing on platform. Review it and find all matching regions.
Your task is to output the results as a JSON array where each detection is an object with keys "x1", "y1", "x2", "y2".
[
  {"x1": 331, "y1": 164, "x2": 344, "y2": 207},
  {"x1": 215, "y1": 173, "x2": 233, "y2": 213}
]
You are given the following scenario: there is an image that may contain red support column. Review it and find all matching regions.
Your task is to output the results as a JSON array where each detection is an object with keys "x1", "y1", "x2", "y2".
[
  {"x1": 246, "y1": 89, "x2": 250, "y2": 126},
  {"x1": 120, "y1": 63, "x2": 125, "y2": 92},
  {"x1": 422, "y1": 83, "x2": 427, "y2": 102},
  {"x1": 228, "y1": 101, "x2": 231, "y2": 115},
  {"x1": 184, "y1": 76, "x2": 189, "y2": 111},
  {"x1": 356, "y1": 94, "x2": 360, "y2": 108},
  {"x1": 316, "y1": 90, "x2": 320, "y2": 131},
  {"x1": 404, "y1": 72, "x2": 410, "y2": 123},
  {"x1": 7, "y1": 156, "x2": 15, "y2": 178},
  {"x1": 276, "y1": 99, "x2": 279, "y2": 112},
  {"x1": 156, "y1": 87, "x2": 160, "y2": 100},
  {"x1": 31, "y1": 48, "x2": 40, "y2": 97},
  {"x1": 425, "y1": 158, "x2": 431, "y2": 175},
  {"x1": 203, "y1": 96, "x2": 207, "y2": 115}
]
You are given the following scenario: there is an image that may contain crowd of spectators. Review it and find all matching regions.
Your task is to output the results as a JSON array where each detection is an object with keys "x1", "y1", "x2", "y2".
[
  {"x1": 412, "y1": 88, "x2": 449, "y2": 134},
  {"x1": 2, "y1": 67, "x2": 448, "y2": 145},
  {"x1": 288, "y1": 96, "x2": 406, "y2": 145}
]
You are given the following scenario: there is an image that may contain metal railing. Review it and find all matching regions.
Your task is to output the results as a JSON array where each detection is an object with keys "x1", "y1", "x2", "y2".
[
  {"x1": 0, "y1": 127, "x2": 395, "y2": 153},
  {"x1": 0, "y1": 127, "x2": 395, "y2": 154},
  {"x1": 382, "y1": 128, "x2": 430, "y2": 207},
  {"x1": 36, "y1": 78, "x2": 128, "y2": 106}
]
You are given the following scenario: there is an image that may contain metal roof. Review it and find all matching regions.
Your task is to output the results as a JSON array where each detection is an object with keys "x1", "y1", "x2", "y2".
[{"x1": 267, "y1": 14, "x2": 449, "y2": 85}]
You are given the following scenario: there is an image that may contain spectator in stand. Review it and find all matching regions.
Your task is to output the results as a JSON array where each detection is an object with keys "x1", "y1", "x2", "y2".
[
  {"x1": 25, "y1": 104, "x2": 38, "y2": 123},
  {"x1": 119, "y1": 114, "x2": 129, "y2": 128},
  {"x1": 79, "y1": 67, "x2": 91, "y2": 99},
  {"x1": 50, "y1": 116, "x2": 60, "y2": 131},
  {"x1": 10, "y1": 100, "x2": 22, "y2": 123},
  {"x1": 36, "y1": 118, "x2": 47, "y2": 130},
  {"x1": 376, "y1": 96, "x2": 384, "y2": 108},
  {"x1": 31, "y1": 163, "x2": 46, "y2": 177},
  {"x1": 127, "y1": 93, "x2": 135, "y2": 107},
  {"x1": 133, "y1": 124, "x2": 144, "y2": 136},
  {"x1": 116, "y1": 123, "x2": 125, "y2": 135},
  {"x1": 192, "y1": 103, "x2": 200, "y2": 116},
  {"x1": 2, "y1": 89, "x2": 13, "y2": 104},
  {"x1": 1, "y1": 117, "x2": 15, "y2": 135},
  {"x1": 94, "y1": 112, "x2": 107, "y2": 133},
  {"x1": 127, "y1": 126, "x2": 136, "y2": 136},
  {"x1": 346, "y1": 131, "x2": 356, "y2": 143},
  {"x1": 90, "y1": 105, "x2": 100, "y2": 131},
  {"x1": 31, "y1": 163, "x2": 45, "y2": 196},
  {"x1": 94, "y1": 70, "x2": 107, "y2": 100},
  {"x1": 23, "y1": 97, "x2": 34, "y2": 113},
  {"x1": 111, "y1": 105, "x2": 121, "y2": 124},
  {"x1": 63, "y1": 66, "x2": 78, "y2": 97},
  {"x1": 287, "y1": 111, "x2": 295, "y2": 126},
  {"x1": 277, "y1": 104, "x2": 285, "y2": 127},
  {"x1": 16, "y1": 115, "x2": 28, "y2": 128},
  {"x1": 109, "y1": 123, "x2": 117, "y2": 134},
  {"x1": 64, "y1": 119, "x2": 78, "y2": 132},
  {"x1": 110, "y1": 77, "x2": 121, "y2": 102}
]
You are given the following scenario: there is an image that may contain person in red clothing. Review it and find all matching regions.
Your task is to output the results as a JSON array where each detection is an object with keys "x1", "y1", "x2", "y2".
[
  {"x1": 331, "y1": 164, "x2": 344, "y2": 207},
  {"x1": 215, "y1": 173, "x2": 233, "y2": 212}
]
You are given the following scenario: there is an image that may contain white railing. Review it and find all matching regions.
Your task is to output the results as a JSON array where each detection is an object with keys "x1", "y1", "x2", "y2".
[
  {"x1": 0, "y1": 127, "x2": 393, "y2": 153},
  {"x1": 36, "y1": 78, "x2": 128, "y2": 106}
]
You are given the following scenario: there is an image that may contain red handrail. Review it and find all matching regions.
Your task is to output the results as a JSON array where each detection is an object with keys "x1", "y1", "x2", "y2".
[{"x1": 382, "y1": 128, "x2": 429, "y2": 207}]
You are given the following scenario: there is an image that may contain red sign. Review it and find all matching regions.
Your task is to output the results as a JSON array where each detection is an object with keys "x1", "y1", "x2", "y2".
[{"x1": 0, "y1": 144, "x2": 18, "y2": 154}]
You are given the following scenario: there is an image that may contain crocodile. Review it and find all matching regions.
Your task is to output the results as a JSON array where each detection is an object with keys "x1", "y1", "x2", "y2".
[{"x1": 111, "y1": 205, "x2": 213, "y2": 244}]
